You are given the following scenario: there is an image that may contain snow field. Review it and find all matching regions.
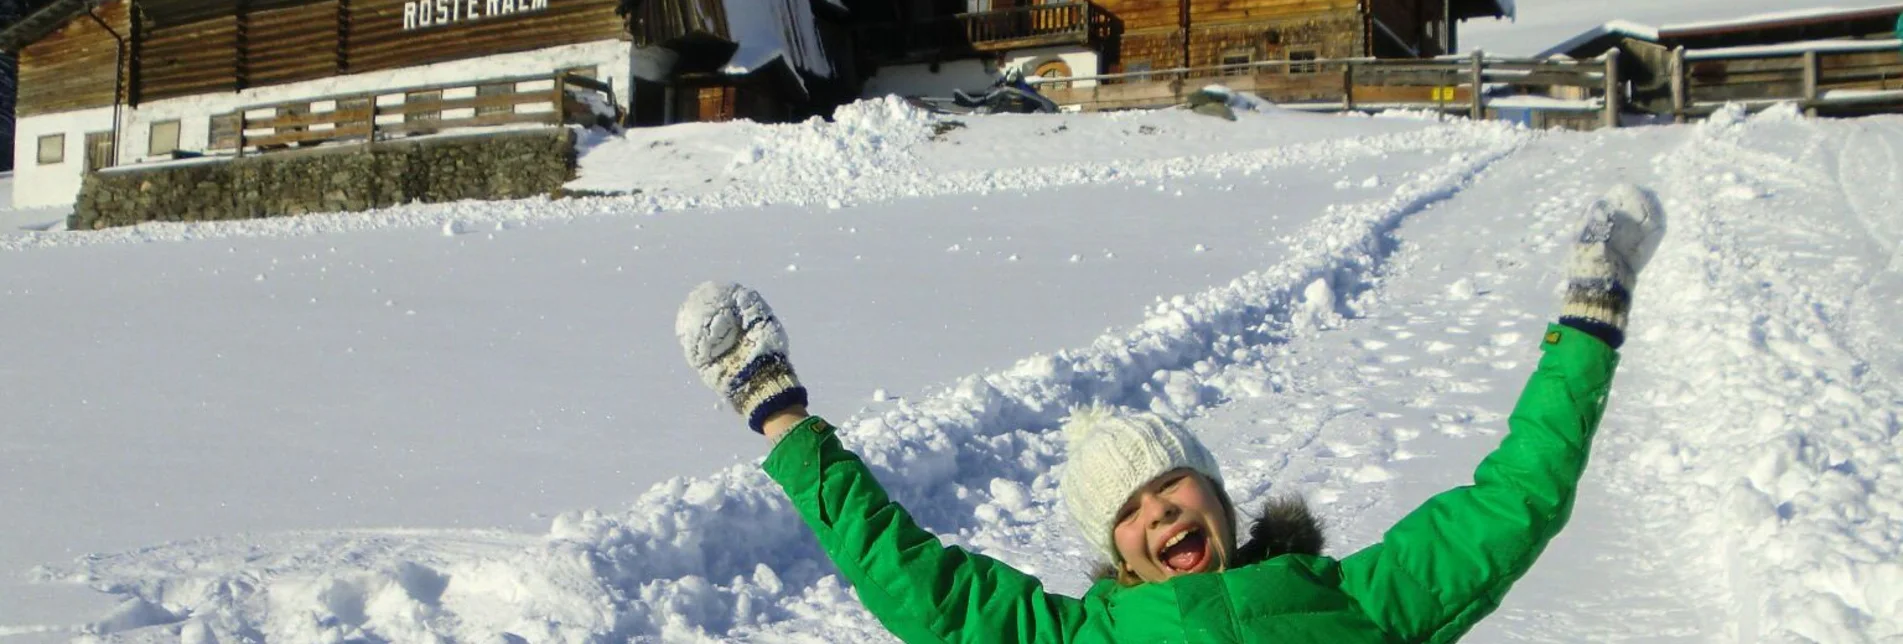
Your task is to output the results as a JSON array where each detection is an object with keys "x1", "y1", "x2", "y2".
[{"x1": 2, "y1": 91, "x2": 1901, "y2": 642}]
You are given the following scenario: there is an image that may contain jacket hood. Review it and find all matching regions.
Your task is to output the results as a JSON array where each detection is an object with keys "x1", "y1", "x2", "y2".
[{"x1": 1092, "y1": 495, "x2": 1325, "y2": 582}]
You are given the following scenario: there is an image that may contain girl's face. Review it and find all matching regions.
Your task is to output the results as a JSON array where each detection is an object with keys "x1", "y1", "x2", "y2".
[{"x1": 1111, "y1": 468, "x2": 1234, "y2": 583}]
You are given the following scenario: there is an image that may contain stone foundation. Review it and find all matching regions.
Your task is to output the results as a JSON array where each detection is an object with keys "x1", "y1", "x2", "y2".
[{"x1": 73, "y1": 127, "x2": 578, "y2": 230}]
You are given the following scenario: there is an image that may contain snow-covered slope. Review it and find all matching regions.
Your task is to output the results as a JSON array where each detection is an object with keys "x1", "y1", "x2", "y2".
[{"x1": 2, "y1": 99, "x2": 1900, "y2": 643}]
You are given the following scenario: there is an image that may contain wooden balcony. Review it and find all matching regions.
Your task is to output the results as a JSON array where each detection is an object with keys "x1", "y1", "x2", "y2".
[
  {"x1": 860, "y1": 2, "x2": 1098, "y2": 63},
  {"x1": 958, "y1": 2, "x2": 1094, "y2": 52}
]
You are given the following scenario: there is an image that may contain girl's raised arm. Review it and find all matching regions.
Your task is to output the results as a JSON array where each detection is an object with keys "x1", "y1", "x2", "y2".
[{"x1": 677, "y1": 282, "x2": 1094, "y2": 644}]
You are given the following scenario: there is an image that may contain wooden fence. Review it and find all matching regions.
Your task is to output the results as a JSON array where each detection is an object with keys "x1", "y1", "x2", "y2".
[
  {"x1": 1033, "y1": 52, "x2": 1623, "y2": 129},
  {"x1": 1664, "y1": 42, "x2": 1903, "y2": 120},
  {"x1": 212, "y1": 71, "x2": 618, "y2": 155}
]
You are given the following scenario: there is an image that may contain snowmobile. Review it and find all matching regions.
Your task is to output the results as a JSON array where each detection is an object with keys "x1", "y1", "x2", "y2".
[{"x1": 912, "y1": 69, "x2": 1060, "y2": 115}]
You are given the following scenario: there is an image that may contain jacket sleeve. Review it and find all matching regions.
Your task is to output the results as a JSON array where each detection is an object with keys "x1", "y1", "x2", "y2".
[
  {"x1": 1336, "y1": 324, "x2": 1619, "y2": 643},
  {"x1": 762, "y1": 417, "x2": 1093, "y2": 644}
]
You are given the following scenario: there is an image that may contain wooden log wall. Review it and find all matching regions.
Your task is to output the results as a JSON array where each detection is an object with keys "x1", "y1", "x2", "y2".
[
  {"x1": 16, "y1": 3, "x2": 132, "y2": 117},
  {"x1": 1092, "y1": 0, "x2": 1363, "y2": 71},
  {"x1": 19, "y1": 0, "x2": 627, "y2": 115}
]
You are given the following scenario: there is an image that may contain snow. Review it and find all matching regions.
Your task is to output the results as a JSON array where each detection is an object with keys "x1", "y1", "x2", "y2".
[
  {"x1": 1463, "y1": 0, "x2": 1903, "y2": 56},
  {"x1": 1684, "y1": 39, "x2": 1903, "y2": 60},
  {"x1": 1660, "y1": 4, "x2": 1903, "y2": 34},
  {"x1": 3, "y1": 93, "x2": 1903, "y2": 642},
  {"x1": 718, "y1": 0, "x2": 833, "y2": 81}
]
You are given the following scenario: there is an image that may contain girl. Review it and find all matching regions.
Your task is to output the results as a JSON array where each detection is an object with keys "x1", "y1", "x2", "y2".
[{"x1": 675, "y1": 184, "x2": 1665, "y2": 643}]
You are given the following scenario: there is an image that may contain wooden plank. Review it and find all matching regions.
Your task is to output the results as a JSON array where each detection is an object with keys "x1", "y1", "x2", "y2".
[
  {"x1": 372, "y1": 90, "x2": 556, "y2": 118},
  {"x1": 245, "y1": 123, "x2": 373, "y2": 148},
  {"x1": 373, "y1": 111, "x2": 561, "y2": 136},
  {"x1": 244, "y1": 106, "x2": 374, "y2": 129}
]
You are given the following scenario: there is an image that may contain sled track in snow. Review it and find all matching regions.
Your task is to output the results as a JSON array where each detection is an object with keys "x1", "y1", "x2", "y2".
[{"x1": 42, "y1": 122, "x2": 1533, "y2": 642}]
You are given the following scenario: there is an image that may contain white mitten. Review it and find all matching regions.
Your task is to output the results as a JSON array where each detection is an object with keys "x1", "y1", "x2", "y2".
[
  {"x1": 1561, "y1": 184, "x2": 1666, "y2": 348},
  {"x1": 675, "y1": 282, "x2": 806, "y2": 433}
]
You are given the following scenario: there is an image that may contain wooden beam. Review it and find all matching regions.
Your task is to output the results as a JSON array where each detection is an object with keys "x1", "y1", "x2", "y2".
[
  {"x1": 1603, "y1": 49, "x2": 1621, "y2": 129},
  {"x1": 1803, "y1": 50, "x2": 1820, "y2": 117},
  {"x1": 1469, "y1": 49, "x2": 1483, "y2": 120},
  {"x1": 1670, "y1": 47, "x2": 1687, "y2": 124}
]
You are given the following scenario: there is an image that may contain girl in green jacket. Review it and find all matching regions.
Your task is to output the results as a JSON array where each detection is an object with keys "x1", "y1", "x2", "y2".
[{"x1": 675, "y1": 184, "x2": 1666, "y2": 643}]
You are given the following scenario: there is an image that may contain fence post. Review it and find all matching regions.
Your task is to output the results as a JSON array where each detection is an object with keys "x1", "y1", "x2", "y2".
[
  {"x1": 551, "y1": 70, "x2": 569, "y2": 125},
  {"x1": 236, "y1": 111, "x2": 247, "y2": 159},
  {"x1": 1469, "y1": 50, "x2": 1485, "y2": 120},
  {"x1": 1603, "y1": 49, "x2": 1622, "y2": 129},
  {"x1": 1802, "y1": 50, "x2": 1820, "y2": 117},
  {"x1": 1342, "y1": 61, "x2": 1356, "y2": 112},
  {"x1": 1670, "y1": 47, "x2": 1687, "y2": 124}
]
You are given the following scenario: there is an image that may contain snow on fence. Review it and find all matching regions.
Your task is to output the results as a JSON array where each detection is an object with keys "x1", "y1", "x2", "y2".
[
  {"x1": 1030, "y1": 52, "x2": 1622, "y2": 130},
  {"x1": 216, "y1": 71, "x2": 621, "y2": 157}
]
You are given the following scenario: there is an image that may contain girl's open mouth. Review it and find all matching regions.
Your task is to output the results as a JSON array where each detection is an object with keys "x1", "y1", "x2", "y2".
[{"x1": 1157, "y1": 527, "x2": 1211, "y2": 574}]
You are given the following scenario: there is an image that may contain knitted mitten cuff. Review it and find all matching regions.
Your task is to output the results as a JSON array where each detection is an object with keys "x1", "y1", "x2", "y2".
[
  {"x1": 677, "y1": 282, "x2": 808, "y2": 434},
  {"x1": 1558, "y1": 184, "x2": 1666, "y2": 350}
]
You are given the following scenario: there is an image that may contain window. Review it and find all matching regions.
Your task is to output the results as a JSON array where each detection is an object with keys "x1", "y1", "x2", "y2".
[
  {"x1": 148, "y1": 120, "x2": 182, "y2": 156},
  {"x1": 477, "y1": 82, "x2": 515, "y2": 117},
  {"x1": 1122, "y1": 58, "x2": 1153, "y2": 83},
  {"x1": 36, "y1": 133, "x2": 64, "y2": 165},
  {"x1": 1289, "y1": 49, "x2": 1319, "y2": 75},
  {"x1": 405, "y1": 90, "x2": 443, "y2": 133},
  {"x1": 210, "y1": 113, "x2": 241, "y2": 150},
  {"x1": 1221, "y1": 48, "x2": 1254, "y2": 76},
  {"x1": 1033, "y1": 59, "x2": 1072, "y2": 90}
]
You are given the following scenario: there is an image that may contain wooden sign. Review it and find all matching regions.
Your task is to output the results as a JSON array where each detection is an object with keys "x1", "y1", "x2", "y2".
[{"x1": 404, "y1": 0, "x2": 550, "y2": 31}]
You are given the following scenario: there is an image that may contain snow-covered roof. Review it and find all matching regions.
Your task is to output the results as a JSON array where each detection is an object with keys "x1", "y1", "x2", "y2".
[
  {"x1": 719, "y1": 0, "x2": 834, "y2": 82},
  {"x1": 1538, "y1": 3, "x2": 1903, "y2": 59},
  {"x1": 1535, "y1": 20, "x2": 1660, "y2": 58},
  {"x1": 1684, "y1": 38, "x2": 1903, "y2": 60},
  {"x1": 1659, "y1": 3, "x2": 1903, "y2": 36}
]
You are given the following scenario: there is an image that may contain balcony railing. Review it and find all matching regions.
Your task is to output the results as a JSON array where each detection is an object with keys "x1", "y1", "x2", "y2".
[
  {"x1": 958, "y1": 2, "x2": 1092, "y2": 51},
  {"x1": 860, "y1": 2, "x2": 1096, "y2": 62}
]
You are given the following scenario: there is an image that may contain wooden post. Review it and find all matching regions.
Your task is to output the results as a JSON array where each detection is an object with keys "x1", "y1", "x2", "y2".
[
  {"x1": 1670, "y1": 47, "x2": 1687, "y2": 124},
  {"x1": 552, "y1": 71, "x2": 569, "y2": 125},
  {"x1": 1469, "y1": 49, "x2": 1485, "y2": 120},
  {"x1": 1603, "y1": 49, "x2": 1622, "y2": 130},
  {"x1": 1342, "y1": 62, "x2": 1356, "y2": 112},
  {"x1": 1802, "y1": 50, "x2": 1820, "y2": 117},
  {"x1": 235, "y1": 111, "x2": 246, "y2": 158}
]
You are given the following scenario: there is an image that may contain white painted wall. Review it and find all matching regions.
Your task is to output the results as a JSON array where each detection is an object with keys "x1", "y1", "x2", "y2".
[
  {"x1": 862, "y1": 59, "x2": 997, "y2": 98},
  {"x1": 11, "y1": 107, "x2": 115, "y2": 209},
  {"x1": 860, "y1": 46, "x2": 1100, "y2": 101},
  {"x1": 13, "y1": 40, "x2": 632, "y2": 209},
  {"x1": 1005, "y1": 46, "x2": 1101, "y2": 89}
]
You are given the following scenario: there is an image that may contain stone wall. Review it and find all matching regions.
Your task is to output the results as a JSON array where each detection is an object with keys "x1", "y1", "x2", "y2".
[{"x1": 73, "y1": 127, "x2": 578, "y2": 229}]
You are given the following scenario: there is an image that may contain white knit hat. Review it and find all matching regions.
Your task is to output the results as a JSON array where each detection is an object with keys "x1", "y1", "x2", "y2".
[{"x1": 1059, "y1": 405, "x2": 1224, "y2": 562}]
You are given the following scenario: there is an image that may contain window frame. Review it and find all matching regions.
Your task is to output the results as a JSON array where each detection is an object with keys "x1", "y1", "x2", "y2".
[
  {"x1": 1220, "y1": 48, "x2": 1255, "y2": 76},
  {"x1": 148, "y1": 119, "x2": 182, "y2": 157},
  {"x1": 37, "y1": 133, "x2": 65, "y2": 165},
  {"x1": 1288, "y1": 49, "x2": 1320, "y2": 75}
]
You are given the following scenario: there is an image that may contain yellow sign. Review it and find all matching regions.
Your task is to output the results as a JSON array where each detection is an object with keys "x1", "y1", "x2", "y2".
[{"x1": 1431, "y1": 86, "x2": 1458, "y2": 102}]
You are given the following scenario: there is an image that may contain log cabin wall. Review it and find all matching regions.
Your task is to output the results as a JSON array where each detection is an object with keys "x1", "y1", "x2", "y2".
[
  {"x1": 16, "y1": 3, "x2": 132, "y2": 117},
  {"x1": 1093, "y1": 0, "x2": 1364, "y2": 71},
  {"x1": 24, "y1": 0, "x2": 628, "y2": 113}
]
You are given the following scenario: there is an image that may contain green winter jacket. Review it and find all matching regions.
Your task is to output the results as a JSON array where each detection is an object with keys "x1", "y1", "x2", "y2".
[{"x1": 762, "y1": 324, "x2": 1618, "y2": 643}]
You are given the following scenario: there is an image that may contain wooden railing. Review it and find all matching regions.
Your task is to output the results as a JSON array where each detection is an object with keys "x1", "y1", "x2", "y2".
[
  {"x1": 1663, "y1": 42, "x2": 1903, "y2": 120},
  {"x1": 213, "y1": 71, "x2": 619, "y2": 155},
  {"x1": 957, "y1": 2, "x2": 1092, "y2": 51},
  {"x1": 858, "y1": 1, "x2": 1095, "y2": 60},
  {"x1": 1033, "y1": 52, "x2": 1623, "y2": 129}
]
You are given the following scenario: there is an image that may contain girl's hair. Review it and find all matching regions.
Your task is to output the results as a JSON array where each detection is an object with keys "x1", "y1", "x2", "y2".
[{"x1": 1092, "y1": 494, "x2": 1325, "y2": 586}]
